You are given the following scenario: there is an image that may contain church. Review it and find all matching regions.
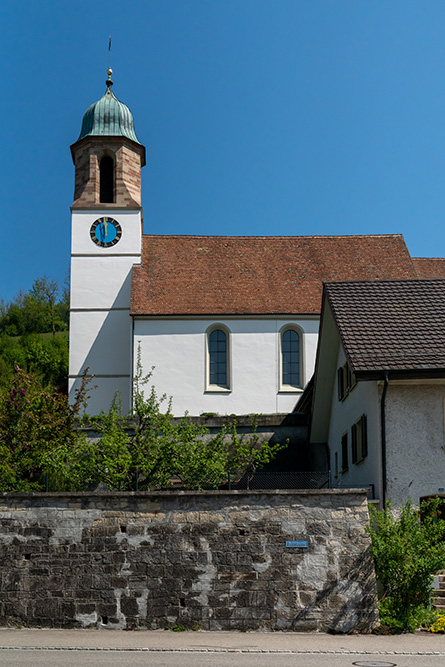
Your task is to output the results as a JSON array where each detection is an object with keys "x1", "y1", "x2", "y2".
[{"x1": 68, "y1": 71, "x2": 444, "y2": 417}]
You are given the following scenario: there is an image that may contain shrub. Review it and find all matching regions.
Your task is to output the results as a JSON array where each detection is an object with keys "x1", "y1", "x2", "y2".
[{"x1": 367, "y1": 498, "x2": 445, "y2": 632}]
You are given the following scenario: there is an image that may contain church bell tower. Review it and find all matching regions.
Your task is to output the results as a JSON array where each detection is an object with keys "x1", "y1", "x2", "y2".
[{"x1": 69, "y1": 69, "x2": 146, "y2": 414}]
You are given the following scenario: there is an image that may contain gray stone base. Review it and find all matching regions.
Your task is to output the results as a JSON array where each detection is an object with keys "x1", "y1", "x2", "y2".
[{"x1": 0, "y1": 490, "x2": 378, "y2": 632}]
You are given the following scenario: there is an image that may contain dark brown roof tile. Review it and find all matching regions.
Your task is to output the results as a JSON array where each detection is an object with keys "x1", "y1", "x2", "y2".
[{"x1": 325, "y1": 279, "x2": 445, "y2": 373}]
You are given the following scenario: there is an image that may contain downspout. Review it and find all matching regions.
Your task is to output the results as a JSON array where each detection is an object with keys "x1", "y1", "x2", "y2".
[{"x1": 380, "y1": 371, "x2": 389, "y2": 508}]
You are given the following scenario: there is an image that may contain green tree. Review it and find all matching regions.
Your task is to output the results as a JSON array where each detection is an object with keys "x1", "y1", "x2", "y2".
[
  {"x1": 0, "y1": 332, "x2": 68, "y2": 389},
  {"x1": 0, "y1": 276, "x2": 69, "y2": 389},
  {"x1": 0, "y1": 276, "x2": 69, "y2": 337},
  {"x1": 0, "y1": 367, "x2": 89, "y2": 492},
  {"x1": 0, "y1": 358, "x2": 287, "y2": 493},
  {"x1": 60, "y1": 357, "x2": 286, "y2": 492},
  {"x1": 367, "y1": 499, "x2": 445, "y2": 632}
]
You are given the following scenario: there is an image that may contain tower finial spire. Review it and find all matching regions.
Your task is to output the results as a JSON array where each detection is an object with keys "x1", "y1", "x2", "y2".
[
  {"x1": 106, "y1": 67, "x2": 113, "y2": 90},
  {"x1": 106, "y1": 37, "x2": 113, "y2": 90}
]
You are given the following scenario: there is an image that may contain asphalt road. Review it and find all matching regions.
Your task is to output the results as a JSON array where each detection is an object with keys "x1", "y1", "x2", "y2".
[
  {"x1": 1, "y1": 629, "x2": 444, "y2": 667},
  {"x1": 0, "y1": 650, "x2": 444, "y2": 667}
]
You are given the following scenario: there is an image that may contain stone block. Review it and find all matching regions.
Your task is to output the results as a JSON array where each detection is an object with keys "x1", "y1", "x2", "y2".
[{"x1": 0, "y1": 491, "x2": 378, "y2": 632}]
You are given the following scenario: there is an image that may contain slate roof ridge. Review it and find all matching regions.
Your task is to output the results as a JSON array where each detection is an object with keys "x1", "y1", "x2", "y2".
[
  {"x1": 140, "y1": 232, "x2": 407, "y2": 241},
  {"x1": 325, "y1": 277, "x2": 445, "y2": 289}
]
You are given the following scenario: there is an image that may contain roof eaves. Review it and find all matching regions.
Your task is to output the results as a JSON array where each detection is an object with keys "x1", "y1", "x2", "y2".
[{"x1": 355, "y1": 368, "x2": 445, "y2": 381}]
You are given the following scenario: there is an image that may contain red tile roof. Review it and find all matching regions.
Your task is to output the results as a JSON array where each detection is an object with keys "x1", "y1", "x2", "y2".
[
  {"x1": 325, "y1": 279, "x2": 445, "y2": 376},
  {"x1": 131, "y1": 234, "x2": 417, "y2": 316},
  {"x1": 413, "y1": 257, "x2": 445, "y2": 279}
]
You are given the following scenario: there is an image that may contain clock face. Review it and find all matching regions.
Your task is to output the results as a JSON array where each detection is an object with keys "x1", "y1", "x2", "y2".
[{"x1": 90, "y1": 217, "x2": 122, "y2": 248}]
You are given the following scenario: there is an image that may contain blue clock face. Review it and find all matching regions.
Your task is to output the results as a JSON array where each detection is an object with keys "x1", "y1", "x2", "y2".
[{"x1": 90, "y1": 217, "x2": 122, "y2": 248}]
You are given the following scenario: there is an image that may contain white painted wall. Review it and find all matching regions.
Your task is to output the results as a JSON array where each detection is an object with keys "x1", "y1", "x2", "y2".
[
  {"x1": 386, "y1": 382, "x2": 445, "y2": 506},
  {"x1": 70, "y1": 210, "x2": 142, "y2": 255},
  {"x1": 69, "y1": 376, "x2": 132, "y2": 418},
  {"x1": 69, "y1": 209, "x2": 141, "y2": 415},
  {"x1": 70, "y1": 256, "x2": 134, "y2": 310},
  {"x1": 134, "y1": 317, "x2": 319, "y2": 416},
  {"x1": 327, "y1": 345, "x2": 382, "y2": 500}
]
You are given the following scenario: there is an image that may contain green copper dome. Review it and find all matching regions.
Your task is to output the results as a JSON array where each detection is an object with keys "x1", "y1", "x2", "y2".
[{"x1": 77, "y1": 71, "x2": 141, "y2": 144}]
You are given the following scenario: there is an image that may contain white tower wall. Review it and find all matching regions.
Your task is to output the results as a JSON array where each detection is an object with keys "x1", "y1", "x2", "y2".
[{"x1": 69, "y1": 209, "x2": 142, "y2": 415}]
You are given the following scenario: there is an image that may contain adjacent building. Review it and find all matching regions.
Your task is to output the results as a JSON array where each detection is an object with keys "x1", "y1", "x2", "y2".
[{"x1": 301, "y1": 279, "x2": 445, "y2": 506}]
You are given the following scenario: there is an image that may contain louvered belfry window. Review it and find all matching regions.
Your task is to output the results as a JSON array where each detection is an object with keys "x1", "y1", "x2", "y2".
[{"x1": 100, "y1": 156, "x2": 114, "y2": 203}]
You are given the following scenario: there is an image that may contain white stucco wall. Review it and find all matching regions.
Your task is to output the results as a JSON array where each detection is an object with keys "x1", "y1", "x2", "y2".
[
  {"x1": 385, "y1": 382, "x2": 445, "y2": 506},
  {"x1": 70, "y1": 210, "x2": 142, "y2": 255},
  {"x1": 134, "y1": 317, "x2": 319, "y2": 416},
  {"x1": 328, "y1": 346, "x2": 382, "y2": 500},
  {"x1": 69, "y1": 209, "x2": 141, "y2": 415},
  {"x1": 70, "y1": 256, "x2": 134, "y2": 310}
]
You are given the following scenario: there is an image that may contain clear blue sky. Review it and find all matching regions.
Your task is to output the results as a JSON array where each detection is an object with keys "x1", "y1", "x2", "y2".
[{"x1": 1, "y1": 1, "x2": 445, "y2": 304}]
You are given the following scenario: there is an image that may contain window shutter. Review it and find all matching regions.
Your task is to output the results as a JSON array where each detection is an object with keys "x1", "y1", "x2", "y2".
[
  {"x1": 361, "y1": 414, "x2": 368, "y2": 458},
  {"x1": 345, "y1": 363, "x2": 352, "y2": 391},
  {"x1": 341, "y1": 433, "x2": 348, "y2": 471},
  {"x1": 337, "y1": 367, "x2": 344, "y2": 401},
  {"x1": 351, "y1": 423, "x2": 357, "y2": 464}
]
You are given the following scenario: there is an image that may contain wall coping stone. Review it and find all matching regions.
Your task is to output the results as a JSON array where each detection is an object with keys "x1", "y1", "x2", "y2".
[
  {"x1": 1, "y1": 488, "x2": 369, "y2": 501},
  {"x1": 75, "y1": 413, "x2": 309, "y2": 430}
]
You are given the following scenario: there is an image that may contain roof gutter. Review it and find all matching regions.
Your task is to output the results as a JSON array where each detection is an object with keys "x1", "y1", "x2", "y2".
[{"x1": 380, "y1": 371, "x2": 389, "y2": 508}]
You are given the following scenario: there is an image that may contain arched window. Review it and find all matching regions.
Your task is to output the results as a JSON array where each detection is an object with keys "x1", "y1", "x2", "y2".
[
  {"x1": 206, "y1": 326, "x2": 231, "y2": 390},
  {"x1": 100, "y1": 155, "x2": 114, "y2": 203},
  {"x1": 280, "y1": 327, "x2": 301, "y2": 389}
]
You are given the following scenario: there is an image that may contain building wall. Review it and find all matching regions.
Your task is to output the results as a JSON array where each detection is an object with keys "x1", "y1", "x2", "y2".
[
  {"x1": 386, "y1": 382, "x2": 445, "y2": 506},
  {"x1": 328, "y1": 346, "x2": 382, "y2": 500},
  {"x1": 0, "y1": 490, "x2": 378, "y2": 633},
  {"x1": 69, "y1": 209, "x2": 142, "y2": 415},
  {"x1": 134, "y1": 318, "x2": 319, "y2": 416}
]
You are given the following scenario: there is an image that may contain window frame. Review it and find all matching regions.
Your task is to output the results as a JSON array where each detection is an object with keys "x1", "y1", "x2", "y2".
[
  {"x1": 205, "y1": 324, "x2": 231, "y2": 393},
  {"x1": 279, "y1": 324, "x2": 303, "y2": 392},
  {"x1": 337, "y1": 361, "x2": 356, "y2": 401},
  {"x1": 351, "y1": 414, "x2": 368, "y2": 464}
]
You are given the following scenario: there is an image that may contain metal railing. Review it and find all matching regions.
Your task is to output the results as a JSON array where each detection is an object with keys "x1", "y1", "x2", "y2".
[
  {"x1": 41, "y1": 470, "x2": 331, "y2": 493},
  {"x1": 227, "y1": 470, "x2": 331, "y2": 490},
  {"x1": 150, "y1": 471, "x2": 331, "y2": 491}
]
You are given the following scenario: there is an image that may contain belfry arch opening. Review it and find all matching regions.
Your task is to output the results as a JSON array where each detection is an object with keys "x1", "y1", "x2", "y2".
[{"x1": 100, "y1": 155, "x2": 114, "y2": 203}]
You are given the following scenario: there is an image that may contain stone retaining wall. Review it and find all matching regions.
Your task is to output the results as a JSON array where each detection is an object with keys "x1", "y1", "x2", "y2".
[{"x1": 0, "y1": 490, "x2": 378, "y2": 632}]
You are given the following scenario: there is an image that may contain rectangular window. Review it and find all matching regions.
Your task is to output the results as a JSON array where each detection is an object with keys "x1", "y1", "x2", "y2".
[
  {"x1": 337, "y1": 362, "x2": 355, "y2": 401},
  {"x1": 281, "y1": 328, "x2": 300, "y2": 388},
  {"x1": 341, "y1": 432, "x2": 348, "y2": 472},
  {"x1": 209, "y1": 329, "x2": 227, "y2": 386},
  {"x1": 206, "y1": 326, "x2": 231, "y2": 392},
  {"x1": 352, "y1": 414, "x2": 367, "y2": 464},
  {"x1": 337, "y1": 367, "x2": 345, "y2": 401}
]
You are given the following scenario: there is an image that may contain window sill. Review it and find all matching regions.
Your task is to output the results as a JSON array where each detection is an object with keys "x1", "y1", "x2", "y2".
[
  {"x1": 278, "y1": 386, "x2": 302, "y2": 394},
  {"x1": 205, "y1": 386, "x2": 232, "y2": 394},
  {"x1": 353, "y1": 457, "x2": 366, "y2": 466}
]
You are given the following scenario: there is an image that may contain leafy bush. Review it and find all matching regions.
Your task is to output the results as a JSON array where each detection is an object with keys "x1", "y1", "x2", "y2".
[
  {"x1": 71, "y1": 359, "x2": 286, "y2": 491},
  {"x1": 0, "y1": 357, "x2": 286, "y2": 492},
  {"x1": 0, "y1": 367, "x2": 89, "y2": 491},
  {"x1": 422, "y1": 609, "x2": 445, "y2": 633},
  {"x1": 367, "y1": 499, "x2": 445, "y2": 632},
  {"x1": 0, "y1": 332, "x2": 68, "y2": 389}
]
